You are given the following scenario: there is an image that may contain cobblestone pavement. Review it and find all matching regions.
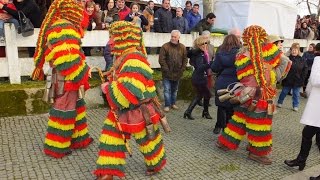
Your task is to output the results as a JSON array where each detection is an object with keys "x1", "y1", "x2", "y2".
[{"x1": 1, "y1": 96, "x2": 320, "y2": 180}]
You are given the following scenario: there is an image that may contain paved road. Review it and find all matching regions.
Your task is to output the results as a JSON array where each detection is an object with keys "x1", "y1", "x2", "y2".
[{"x1": 0, "y1": 96, "x2": 319, "y2": 180}]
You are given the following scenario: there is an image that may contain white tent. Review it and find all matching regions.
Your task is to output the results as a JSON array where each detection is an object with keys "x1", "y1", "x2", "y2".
[{"x1": 213, "y1": 0, "x2": 298, "y2": 38}]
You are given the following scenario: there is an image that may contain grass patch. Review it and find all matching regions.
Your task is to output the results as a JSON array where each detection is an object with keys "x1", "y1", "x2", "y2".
[{"x1": 0, "y1": 90, "x2": 28, "y2": 117}]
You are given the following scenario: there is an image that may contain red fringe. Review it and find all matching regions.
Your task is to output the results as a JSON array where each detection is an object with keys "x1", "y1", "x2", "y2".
[
  {"x1": 227, "y1": 122, "x2": 246, "y2": 136},
  {"x1": 120, "y1": 121, "x2": 145, "y2": 134},
  {"x1": 70, "y1": 137, "x2": 93, "y2": 149},
  {"x1": 153, "y1": 159, "x2": 166, "y2": 173},
  {"x1": 151, "y1": 113, "x2": 161, "y2": 124},
  {"x1": 49, "y1": 116, "x2": 75, "y2": 125},
  {"x1": 117, "y1": 82, "x2": 139, "y2": 105},
  {"x1": 60, "y1": 60, "x2": 83, "y2": 76},
  {"x1": 218, "y1": 135, "x2": 238, "y2": 150},
  {"x1": 105, "y1": 88, "x2": 118, "y2": 110},
  {"x1": 98, "y1": 149, "x2": 126, "y2": 158},
  {"x1": 234, "y1": 112, "x2": 272, "y2": 125},
  {"x1": 145, "y1": 144, "x2": 163, "y2": 161},
  {"x1": 140, "y1": 133, "x2": 160, "y2": 146},
  {"x1": 73, "y1": 122, "x2": 87, "y2": 132},
  {"x1": 76, "y1": 105, "x2": 85, "y2": 114},
  {"x1": 248, "y1": 134, "x2": 272, "y2": 142},
  {"x1": 94, "y1": 169, "x2": 125, "y2": 178},
  {"x1": 46, "y1": 133, "x2": 71, "y2": 143},
  {"x1": 256, "y1": 99, "x2": 268, "y2": 109},
  {"x1": 247, "y1": 146, "x2": 271, "y2": 156},
  {"x1": 64, "y1": 68, "x2": 90, "y2": 91},
  {"x1": 44, "y1": 149, "x2": 67, "y2": 158},
  {"x1": 237, "y1": 64, "x2": 254, "y2": 78},
  {"x1": 102, "y1": 129, "x2": 124, "y2": 139},
  {"x1": 118, "y1": 72, "x2": 148, "y2": 85},
  {"x1": 125, "y1": 53, "x2": 150, "y2": 65}
]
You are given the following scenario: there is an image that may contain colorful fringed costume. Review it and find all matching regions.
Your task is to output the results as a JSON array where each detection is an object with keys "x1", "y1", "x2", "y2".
[
  {"x1": 217, "y1": 25, "x2": 284, "y2": 164},
  {"x1": 94, "y1": 21, "x2": 166, "y2": 179},
  {"x1": 32, "y1": 0, "x2": 92, "y2": 158}
]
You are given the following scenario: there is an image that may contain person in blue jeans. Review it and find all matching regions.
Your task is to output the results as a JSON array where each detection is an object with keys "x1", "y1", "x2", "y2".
[
  {"x1": 159, "y1": 30, "x2": 188, "y2": 112},
  {"x1": 277, "y1": 43, "x2": 308, "y2": 111}
]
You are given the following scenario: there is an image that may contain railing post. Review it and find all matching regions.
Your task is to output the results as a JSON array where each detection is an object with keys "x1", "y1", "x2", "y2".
[{"x1": 4, "y1": 24, "x2": 21, "y2": 84}]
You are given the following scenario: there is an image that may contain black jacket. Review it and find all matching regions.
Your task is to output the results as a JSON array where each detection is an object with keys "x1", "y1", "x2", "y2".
[
  {"x1": 188, "y1": 49, "x2": 211, "y2": 85},
  {"x1": 4, "y1": 0, "x2": 41, "y2": 28},
  {"x1": 282, "y1": 55, "x2": 308, "y2": 87},
  {"x1": 154, "y1": 7, "x2": 173, "y2": 33}
]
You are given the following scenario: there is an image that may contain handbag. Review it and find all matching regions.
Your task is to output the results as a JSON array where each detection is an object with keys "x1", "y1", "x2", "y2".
[{"x1": 17, "y1": 11, "x2": 34, "y2": 37}]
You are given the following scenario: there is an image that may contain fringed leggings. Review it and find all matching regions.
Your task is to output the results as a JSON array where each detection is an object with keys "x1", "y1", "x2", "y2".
[
  {"x1": 94, "y1": 111, "x2": 166, "y2": 178},
  {"x1": 218, "y1": 106, "x2": 272, "y2": 156},
  {"x1": 44, "y1": 91, "x2": 92, "y2": 158}
]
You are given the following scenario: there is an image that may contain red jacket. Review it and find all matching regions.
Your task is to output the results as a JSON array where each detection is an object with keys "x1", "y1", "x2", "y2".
[
  {"x1": 0, "y1": 3, "x2": 16, "y2": 14},
  {"x1": 118, "y1": 6, "x2": 130, "y2": 20}
]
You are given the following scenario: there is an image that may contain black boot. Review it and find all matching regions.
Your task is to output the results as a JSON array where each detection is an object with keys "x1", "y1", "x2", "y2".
[
  {"x1": 197, "y1": 99, "x2": 203, "y2": 106},
  {"x1": 310, "y1": 175, "x2": 320, "y2": 180},
  {"x1": 184, "y1": 97, "x2": 200, "y2": 120},
  {"x1": 213, "y1": 127, "x2": 221, "y2": 134},
  {"x1": 202, "y1": 99, "x2": 212, "y2": 119},
  {"x1": 284, "y1": 157, "x2": 306, "y2": 171}
]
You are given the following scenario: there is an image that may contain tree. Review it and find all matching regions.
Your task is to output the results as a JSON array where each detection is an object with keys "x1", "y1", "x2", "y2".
[{"x1": 296, "y1": 0, "x2": 320, "y2": 19}]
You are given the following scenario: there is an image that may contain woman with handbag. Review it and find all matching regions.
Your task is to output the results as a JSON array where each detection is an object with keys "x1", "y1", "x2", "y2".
[
  {"x1": 0, "y1": 0, "x2": 41, "y2": 57},
  {"x1": 210, "y1": 34, "x2": 240, "y2": 134},
  {"x1": 183, "y1": 36, "x2": 213, "y2": 120}
]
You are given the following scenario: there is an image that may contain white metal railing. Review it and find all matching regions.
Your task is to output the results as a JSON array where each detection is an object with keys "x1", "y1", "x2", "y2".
[{"x1": 0, "y1": 24, "x2": 319, "y2": 84}]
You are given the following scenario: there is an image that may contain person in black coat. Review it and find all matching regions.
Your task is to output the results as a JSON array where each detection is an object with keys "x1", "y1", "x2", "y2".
[
  {"x1": 183, "y1": 36, "x2": 213, "y2": 120},
  {"x1": 0, "y1": 0, "x2": 41, "y2": 57},
  {"x1": 277, "y1": 43, "x2": 308, "y2": 112},
  {"x1": 211, "y1": 34, "x2": 240, "y2": 134}
]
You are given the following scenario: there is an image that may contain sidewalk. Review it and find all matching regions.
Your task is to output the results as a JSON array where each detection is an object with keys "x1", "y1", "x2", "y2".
[{"x1": 0, "y1": 98, "x2": 319, "y2": 180}]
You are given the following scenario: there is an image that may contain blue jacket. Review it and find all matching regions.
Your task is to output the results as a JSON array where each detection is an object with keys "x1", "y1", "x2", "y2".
[
  {"x1": 211, "y1": 47, "x2": 239, "y2": 107},
  {"x1": 186, "y1": 12, "x2": 201, "y2": 30}
]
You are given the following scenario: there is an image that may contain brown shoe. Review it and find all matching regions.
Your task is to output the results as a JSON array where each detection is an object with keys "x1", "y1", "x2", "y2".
[
  {"x1": 248, "y1": 153, "x2": 272, "y2": 165},
  {"x1": 215, "y1": 141, "x2": 230, "y2": 151}
]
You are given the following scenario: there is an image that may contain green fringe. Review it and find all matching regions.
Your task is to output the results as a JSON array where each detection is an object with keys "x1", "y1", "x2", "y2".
[
  {"x1": 76, "y1": 98, "x2": 86, "y2": 107},
  {"x1": 47, "y1": 126, "x2": 73, "y2": 137},
  {"x1": 221, "y1": 130, "x2": 241, "y2": 145},
  {"x1": 75, "y1": 118, "x2": 86, "y2": 126},
  {"x1": 122, "y1": 82, "x2": 144, "y2": 100},
  {"x1": 145, "y1": 154, "x2": 166, "y2": 169},
  {"x1": 246, "y1": 128, "x2": 271, "y2": 136},
  {"x1": 235, "y1": 106, "x2": 272, "y2": 119},
  {"x1": 50, "y1": 109, "x2": 77, "y2": 119},
  {"x1": 248, "y1": 144, "x2": 272, "y2": 150},
  {"x1": 72, "y1": 65, "x2": 89, "y2": 83},
  {"x1": 55, "y1": 57, "x2": 81, "y2": 72},
  {"x1": 49, "y1": 34, "x2": 81, "y2": 46},
  {"x1": 107, "y1": 84, "x2": 123, "y2": 109},
  {"x1": 44, "y1": 144, "x2": 70, "y2": 153},
  {"x1": 96, "y1": 164, "x2": 125, "y2": 173},
  {"x1": 98, "y1": 143, "x2": 127, "y2": 152},
  {"x1": 236, "y1": 60, "x2": 252, "y2": 70},
  {"x1": 121, "y1": 66, "x2": 152, "y2": 80},
  {"x1": 135, "y1": 128, "x2": 160, "y2": 145},
  {"x1": 71, "y1": 133, "x2": 89, "y2": 143},
  {"x1": 141, "y1": 139, "x2": 163, "y2": 157}
]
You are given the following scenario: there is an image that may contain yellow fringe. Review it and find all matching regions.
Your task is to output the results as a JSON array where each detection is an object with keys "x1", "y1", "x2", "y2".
[
  {"x1": 139, "y1": 133, "x2": 162, "y2": 154},
  {"x1": 224, "y1": 127, "x2": 245, "y2": 141},
  {"x1": 46, "y1": 44, "x2": 80, "y2": 63},
  {"x1": 104, "y1": 118, "x2": 116, "y2": 128},
  {"x1": 96, "y1": 156, "x2": 126, "y2": 166},
  {"x1": 45, "y1": 138, "x2": 71, "y2": 148},
  {"x1": 47, "y1": 28, "x2": 80, "y2": 43},
  {"x1": 71, "y1": 128, "x2": 88, "y2": 138},
  {"x1": 270, "y1": 70, "x2": 276, "y2": 86},
  {"x1": 246, "y1": 123, "x2": 271, "y2": 131},
  {"x1": 237, "y1": 69, "x2": 254, "y2": 80},
  {"x1": 118, "y1": 76, "x2": 146, "y2": 93},
  {"x1": 99, "y1": 133, "x2": 125, "y2": 146},
  {"x1": 121, "y1": 59, "x2": 153, "y2": 74},
  {"x1": 145, "y1": 146, "x2": 165, "y2": 166},
  {"x1": 232, "y1": 114, "x2": 246, "y2": 124},
  {"x1": 75, "y1": 111, "x2": 85, "y2": 121},
  {"x1": 134, "y1": 124, "x2": 159, "y2": 140},
  {"x1": 235, "y1": 56, "x2": 250, "y2": 66},
  {"x1": 48, "y1": 119, "x2": 75, "y2": 131},
  {"x1": 111, "y1": 82, "x2": 130, "y2": 108},
  {"x1": 262, "y1": 44, "x2": 278, "y2": 58},
  {"x1": 249, "y1": 139, "x2": 272, "y2": 147},
  {"x1": 65, "y1": 62, "x2": 86, "y2": 80}
]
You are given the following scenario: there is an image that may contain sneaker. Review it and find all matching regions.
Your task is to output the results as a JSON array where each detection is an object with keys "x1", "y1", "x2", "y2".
[
  {"x1": 293, "y1": 107, "x2": 299, "y2": 112},
  {"x1": 163, "y1": 107, "x2": 170, "y2": 112},
  {"x1": 171, "y1": 104, "x2": 179, "y2": 110},
  {"x1": 276, "y1": 104, "x2": 282, "y2": 108}
]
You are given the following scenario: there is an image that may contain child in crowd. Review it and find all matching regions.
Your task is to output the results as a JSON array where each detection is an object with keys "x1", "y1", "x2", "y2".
[
  {"x1": 0, "y1": 0, "x2": 19, "y2": 43},
  {"x1": 125, "y1": 2, "x2": 148, "y2": 29}
]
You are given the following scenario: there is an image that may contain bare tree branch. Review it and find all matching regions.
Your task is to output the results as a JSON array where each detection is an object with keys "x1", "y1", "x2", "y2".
[{"x1": 307, "y1": 0, "x2": 312, "y2": 14}]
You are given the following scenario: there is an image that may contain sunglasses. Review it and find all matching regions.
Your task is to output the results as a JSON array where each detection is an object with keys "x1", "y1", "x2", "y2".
[{"x1": 200, "y1": 42, "x2": 208, "y2": 45}]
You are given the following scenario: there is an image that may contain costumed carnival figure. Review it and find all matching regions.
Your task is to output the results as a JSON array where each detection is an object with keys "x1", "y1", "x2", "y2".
[
  {"x1": 216, "y1": 25, "x2": 291, "y2": 164},
  {"x1": 31, "y1": 0, "x2": 93, "y2": 158},
  {"x1": 94, "y1": 21, "x2": 169, "y2": 180}
]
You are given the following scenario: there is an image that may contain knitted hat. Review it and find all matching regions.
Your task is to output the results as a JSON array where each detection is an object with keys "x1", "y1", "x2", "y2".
[
  {"x1": 32, "y1": 0, "x2": 85, "y2": 80},
  {"x1": 109, "y1": 21, "x2": 147, "y2": 57}
]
